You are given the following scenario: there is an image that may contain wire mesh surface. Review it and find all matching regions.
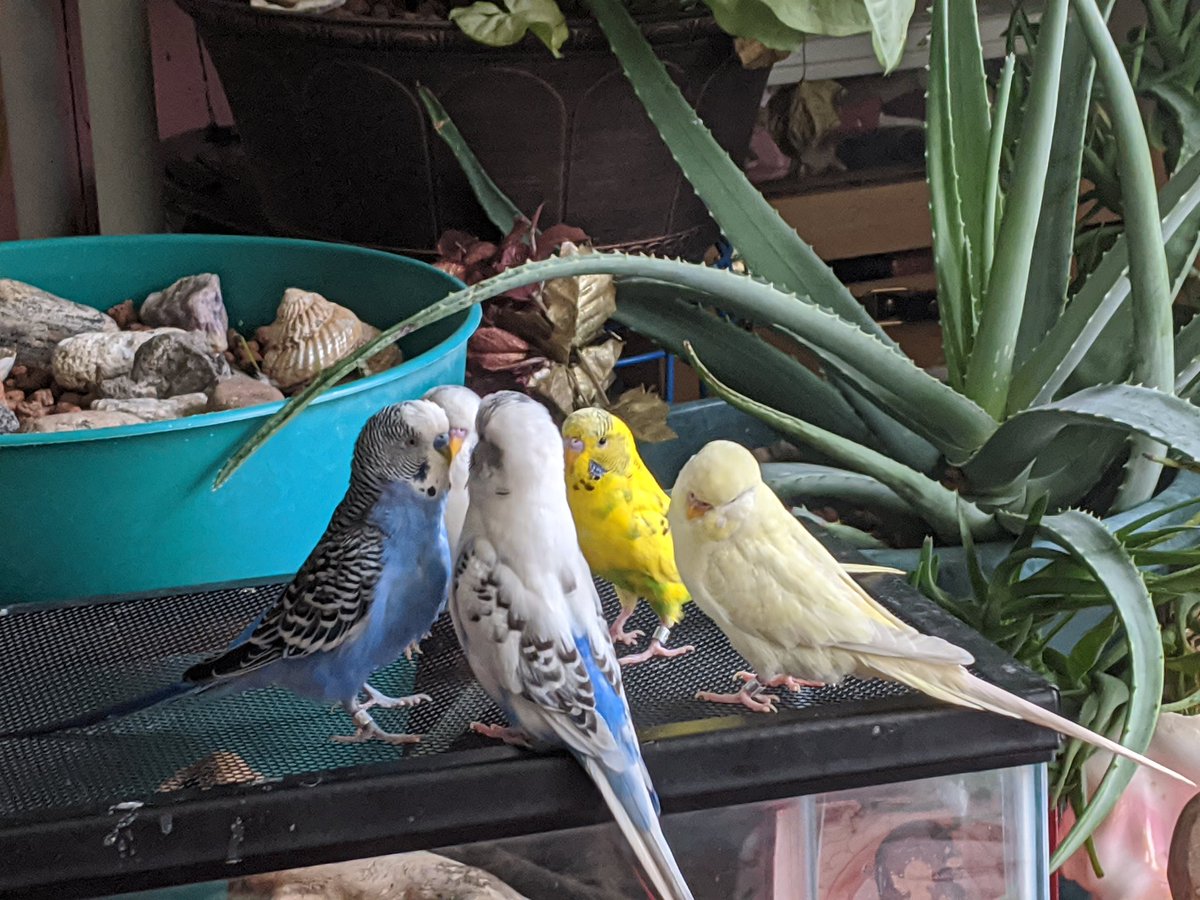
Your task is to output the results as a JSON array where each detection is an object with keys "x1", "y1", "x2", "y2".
[{"x1": 0, "y1": 577, "x2": 923, "y2": 822}]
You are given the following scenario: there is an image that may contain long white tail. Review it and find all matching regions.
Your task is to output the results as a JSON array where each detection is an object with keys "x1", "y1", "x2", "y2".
[
  {"x1": 581, "y1": 756, "x2": 695, "y2": 900},
  {"x1": 888, "y1": 663, "x2": 1194, "y2": 786}
]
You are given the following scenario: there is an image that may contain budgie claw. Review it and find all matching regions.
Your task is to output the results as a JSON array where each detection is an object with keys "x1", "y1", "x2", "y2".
[
  {"x1": 695, "y1": 687, "x2": 780, "y2": 714},
  {"x1": 360, "y1": 684, "x2": 432, "y2": 711},
  {"x1": 403, "y1": 641, "x2": 425, "y2": 661},
  {"x1": 619, "y1": 639, "x2": 696, "y2": 667},
  {"x1": 608, "y1": 607, "x2": 644, "y2": 646},
  {"x1": 471, "y1": 721, "x2": 534, "y2": 748},
  {"x1": 735, "y1": 670, "x2": 822, "y2": 691}
]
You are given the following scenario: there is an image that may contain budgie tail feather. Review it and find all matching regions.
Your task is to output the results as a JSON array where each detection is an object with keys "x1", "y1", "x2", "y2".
[
  {"x1": 579, "y1": 755, "x2": 694, "y2": 900},
  {"x1": 0, "y1": 680, "x2": 199, "y2": 739},
  {"x1": 889, "y1": 663, "x2": 1194, "y2": 786}
]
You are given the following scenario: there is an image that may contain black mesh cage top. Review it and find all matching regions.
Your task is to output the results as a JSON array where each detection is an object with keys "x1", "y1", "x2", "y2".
[{"x1": 0, "y1": 550, "x2": 1057, "y2": 899}]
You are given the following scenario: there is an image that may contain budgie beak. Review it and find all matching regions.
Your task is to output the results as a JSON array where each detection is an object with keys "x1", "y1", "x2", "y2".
[
  {"x1": 564, "y1": 436, "x2": 585, "y2": 465},
  {"x1": 448, "y1": 427, "x2": 468, "y2": 460},
  {"x1": 434, "y1": 432, "x2": 454, "y2": 463},
  {"x1": 685, "y1": 493, "x2": 713, "y2": 520}
]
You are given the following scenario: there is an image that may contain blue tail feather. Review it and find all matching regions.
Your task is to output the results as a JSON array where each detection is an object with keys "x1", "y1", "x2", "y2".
[{"x1": 0, "y1": 681, "x2": 198, "y2": 739}]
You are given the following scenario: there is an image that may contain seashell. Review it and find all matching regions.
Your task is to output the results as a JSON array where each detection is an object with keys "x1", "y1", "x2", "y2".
[
  {"x1": 51, "y1": 328, "x2": 183, "y2": 392},
  {"x1": 258, "y1": 288, "x2": 401, "y2": 391}
]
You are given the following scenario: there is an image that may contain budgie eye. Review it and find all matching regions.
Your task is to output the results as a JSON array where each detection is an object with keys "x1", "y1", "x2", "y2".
[
  {"x1": 598, "y1": 437, "x2": 608, "y2": 447},
  {"x1": 407, "y1": 437, "x2": 417, "y2": 447}
]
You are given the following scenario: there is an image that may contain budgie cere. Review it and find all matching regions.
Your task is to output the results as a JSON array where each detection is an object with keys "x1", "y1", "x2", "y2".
[
  {"x1": 668, "y1": 440, "x2": 1192, "y2": 785},
  {"x1": 450, "y1": 391, "x2": 696, "y2": 900},
  {"x1": 4, "y1": 400, "x2": 458, "y2": 745},
  {"x1": 562, "y1": 408, "x2": 694, "y2": 666}
]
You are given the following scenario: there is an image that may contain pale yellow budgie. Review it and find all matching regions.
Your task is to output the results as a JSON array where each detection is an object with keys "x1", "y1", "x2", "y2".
[{"x1": 668, "y1": 440, "x2": 1192, "y2": 785}]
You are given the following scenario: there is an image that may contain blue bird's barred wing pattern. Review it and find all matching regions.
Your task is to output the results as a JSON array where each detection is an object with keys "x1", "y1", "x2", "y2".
[
  {"x1": 184, "y1": 525, "x2": 387, "y2": 684},
  {"x1": 453, "y1": 539, "x2": 621, "y2": 758}
]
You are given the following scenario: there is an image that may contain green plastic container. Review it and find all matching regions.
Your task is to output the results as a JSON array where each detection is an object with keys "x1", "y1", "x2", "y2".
[{"x1": 0, "y1": 235, "x2": 478, "y2": 604}]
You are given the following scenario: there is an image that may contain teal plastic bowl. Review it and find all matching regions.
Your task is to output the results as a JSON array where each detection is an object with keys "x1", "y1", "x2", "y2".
[{"x1": 0, "y1": 235, "x2": 478, "y2": 604}]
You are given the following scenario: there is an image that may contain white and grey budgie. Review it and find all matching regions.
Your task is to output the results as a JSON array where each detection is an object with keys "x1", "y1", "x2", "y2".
[
  {"x1": 424, "y1": 384, "x2": 481, "y2": 558},
  {"x1": 450, "y1": 391, "x2": 695, "y2": 900}
]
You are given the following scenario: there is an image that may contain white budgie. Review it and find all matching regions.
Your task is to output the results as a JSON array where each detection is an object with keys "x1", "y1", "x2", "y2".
[
  {"x1": 424, "y1": 384, "x2": 481, "y2": 557},
  {"x1": 668, "y1": 440, "x2": 1192, "y2": 786},
  {"x1": 450, "y1": 391, "x2": 695, "y2": 900}
]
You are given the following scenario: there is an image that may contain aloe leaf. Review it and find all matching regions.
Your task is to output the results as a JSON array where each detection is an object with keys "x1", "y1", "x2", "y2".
[
  {"x1": 982, "y1": 55, "x2": 1017, "y2": 291},
  {"x1": 216, "y1": 252, "x2": 987, "y2": 486},
  {"x1": 833, "y1": 379, "x2": 942, "y2": 475},
  {"x1": 1015, "y1": 8, "x2": 1105, "y2": 368},
  {"x1": 965, "y1": 0, "x2": 1068, "y2": 417},
  {"x1": 582, "y1": 0, "x2": 888, "y2": 340},
  {"x1": 611, "y1": 280, "x2": 870, "y2": 441},
  {"x1": 963, "y1": 384, "x2": 1200, "y2": 492},
  {"x1": 762, "y1": 463, "x2": 917, "y2": 521},
  {"x1": 1009, "y1": 149, "x2": 1200, "y2": 411},
  {"x1": 1071, "y1": 0, "x2": 1176, "y2": 509},
  {"x1": 773, "y1": 323, "x2": 959, "y2": 467},
  {"x1": 1042, "y1": 509, "x2": 1163, "y2": 870},
  {"x1": 1176, "y1": 314, "x2": 1200, "y2": 391},
  {"x1": 1022, "y1": 428, "x2": 1127, "y2": 513},
  {"x1": 1147, "y1": 80, "x2": 1200, "y2": 168},
  {"x1": 682, "y1": 341, "x2": 1001, "y2": 543},
  {"x1": 418, "y1": 86, "x2": 524, "y2": 234},
  {"x1": 925, "y1": 0, "x2": 973, "y2": 387}
]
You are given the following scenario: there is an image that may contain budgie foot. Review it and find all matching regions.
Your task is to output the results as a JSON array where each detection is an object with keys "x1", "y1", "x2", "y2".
[
  {"x1": 608, "y1": 607, "x2": 644, "y2": 647},
  {"x1": 332, "y1": 703, "x2": 422, "y2": 745},
  {"x1": 618, "y1": 628, "x2": 696, "y2": 666},
  {"x1": 403, "y1": 641, "x2": 424, "y2": 661},
  {"x1": 695, "y1": 686, "x2": 781, "y2": 714},
  {"x1": 360, "y1": 684, "x2": 432, "y2": 711},
  {"x1": 471, "y1": 722, "x2": 533, "y2": 749},
  {"x1": 737, "y1": 671, "x2": 823, "y2": 691}
]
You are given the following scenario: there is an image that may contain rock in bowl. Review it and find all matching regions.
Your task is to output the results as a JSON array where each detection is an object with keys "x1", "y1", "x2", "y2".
[{"x1": 0, "y1": 235, "x2": 477, "y2": 604}]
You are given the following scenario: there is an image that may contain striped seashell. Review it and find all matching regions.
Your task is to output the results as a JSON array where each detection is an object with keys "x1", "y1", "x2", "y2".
[{"x1": 258, "y1": 288, "x2": 402, "y2": 391}]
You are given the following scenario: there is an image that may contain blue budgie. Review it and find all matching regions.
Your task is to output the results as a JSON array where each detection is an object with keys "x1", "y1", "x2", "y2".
[
  {"x1": 450, "y1": 392, "x2": 694, "y2": 900},
  {"x1": 4, "y1": 400, "x2": 457, "y2": 745}
]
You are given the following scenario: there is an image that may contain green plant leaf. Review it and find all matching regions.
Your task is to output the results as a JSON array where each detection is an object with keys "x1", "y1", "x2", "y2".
[
  {"x1": 1015, "y1": 9, "x2": 1104, "y2": 368},
  {"x1": 418, "y1": 86, "x2": 524, "y2": 235},
  {"x1": 833, "y1": 378, "x2": 942, "y2": 475},
  {"x1": 981, "y1": 55, "x2": 1017, "y2": 293},
  {"x1": 583, "y1": 0, "x2": 889, "y2": 341},
  {"x1": 449, "y1": 0, "x2": 569, "y2": 56},
  {"x1": 1067, "y1": 613, "x2": 1119, "y2": 685},
  {"x1": 965, "y1": 0, "x2": 1069, "y2": 417},
  {"x1": 1040, "y1": 510, "x2": 1164, "y2": 871},
  {"x1": 1009, "y1": 149, "x2": 1200, "y2": 411},
  {"x1": 682, "y1": 341, "x2": 1001, "y2": 543},
  {"x1": 962, "y1": 384, "x2": 1200, "y2": 492},
  {"x1": 216, "y1": 252, "x2": 987, "y2": 486},
  {"x1": 611, "y1": 280, "x2": 870, "y2": 441},
  {"x1": 1070, "y1": 0, "x2": 1176, "y2": 509},
  {"x1": 861, "y1": 0, "x2": 916, "y2": 73},
  {"x1": 763, "y1": 463, "x2": 916, "y2": 520},
  {"x1": 1147, "y1": 80, "x2": 1200, "y2": 168},
  {"x1": 699, "y1": 0, "x2": 807, "y2": 52}
]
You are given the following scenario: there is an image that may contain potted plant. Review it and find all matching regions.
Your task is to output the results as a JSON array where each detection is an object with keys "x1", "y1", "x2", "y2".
[
  {"x1": 216, "y1": 0, "x2": 1200, "y2": 887},
  {"x1": 172, "y1": 0, "x2": 913, "y2": 258}
]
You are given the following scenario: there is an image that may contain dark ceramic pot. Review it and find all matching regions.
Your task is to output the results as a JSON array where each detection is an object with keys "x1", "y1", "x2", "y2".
[{"x1": 174, "y1": 0, "x2": 770, "y2": 258}]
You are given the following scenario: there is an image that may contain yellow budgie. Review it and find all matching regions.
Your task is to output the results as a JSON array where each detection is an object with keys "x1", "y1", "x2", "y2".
[
  {"x1": 562, "y1": 408, "x2": 695, "y2": 666},
  {"x1": 668, "y1": 440, "x2": 1192, "y2": 785}
]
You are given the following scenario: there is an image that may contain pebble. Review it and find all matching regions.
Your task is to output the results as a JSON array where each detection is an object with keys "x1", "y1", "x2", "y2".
[
  {"x1": 93, "y1": 393, "x2": 208, "y2": 422},
  {"x1": 20, "y1": 410, "x2": 144, "y2": 433},
  {"x1": 15, "y1": 400, "x2": 49, "y2": 420},
  {"x1": 105, "y1": 300, "x2": 139, "y2": 329},
  {"x1": 29, "y1": 388, "x2": 54, "y2": 407},
  {"x1": 206, "y1": 373, "x2": 284, "y2": 412},
  {"x1": 51, "y1": 328, "x2": 181, "y2": 392},
  {"x1": 52, "y1": 401, "x2": 82, "y2": 415},
  {"x1": 0, "y1": 346, "x2": 15, "y2": 383},
  {"x1": 97, "y1": 375, "x2": 159, "y2": 400},
  {"x1": 128, "y1": 331, "x2": 231, "y2": 398},
  {"x1": 0, "y1": 405, "x2": 17, "y2": 434},
  {"x1": 9, "y1": 364, "x2": 53, "y2": 392},
  {"x1": 0, "y1": 278, "x2": 117, "y2": 367},
  {"x1": 5, "y1": 389, "x2": 24, "y2": 409},
  {"x1": 139, "y1": 274, "x2": 229, "y2": 353}
]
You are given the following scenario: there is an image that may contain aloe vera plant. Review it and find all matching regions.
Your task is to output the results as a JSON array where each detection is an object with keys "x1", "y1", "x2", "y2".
[{"x1": 218, "y1": 0, "x2": 1200, "y2": 869}]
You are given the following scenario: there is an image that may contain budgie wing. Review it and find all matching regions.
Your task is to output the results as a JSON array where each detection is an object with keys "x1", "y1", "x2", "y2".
[
  {"x1": 454, "y1": 538, "x2": 627, "y2": 767},
  {"x1": 709, "y1": 509, "x2": 972, "y2": 667},
  {"x1": 187, "y1": 524, "x2": 387, "y2": 682}
]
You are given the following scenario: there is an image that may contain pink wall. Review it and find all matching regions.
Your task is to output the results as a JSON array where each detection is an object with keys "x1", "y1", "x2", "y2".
[{"x1": 0, "y1": 0, "x2": 232, "y2": 241}]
